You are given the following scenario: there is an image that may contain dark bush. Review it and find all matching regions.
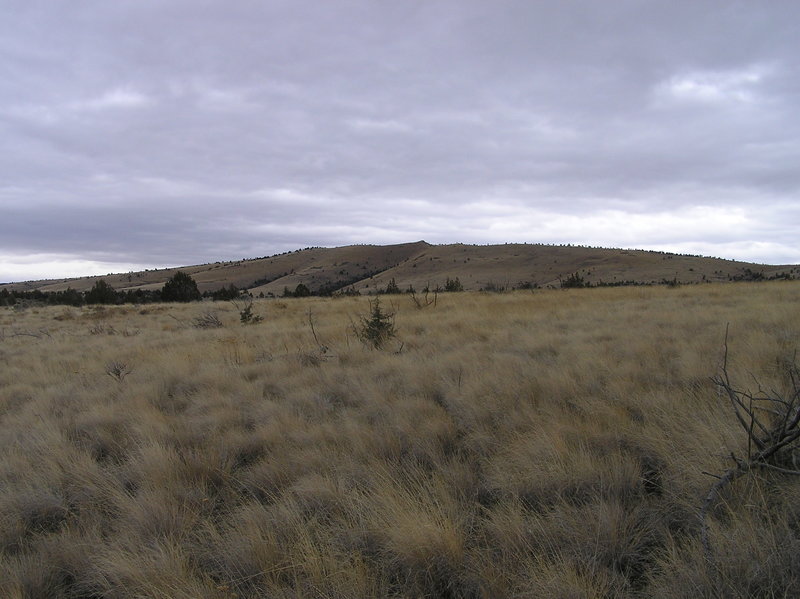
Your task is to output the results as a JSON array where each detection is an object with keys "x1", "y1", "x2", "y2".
[
  {"x1": 444, "y1": 277, "x2": 463, "y2": 292},
  {"x1": 384, "y1": 278, "x2": 401, "y2": 294},
  {"x1": 560, "y1": 272, "x2": 587, "y2": 289},
  {"x1": 161, "y1": 271, "x2": 201, "y2": 302},
  {"x1": 293, "y1": 283, "x2": 311, "y2": 298},
  {"x1": 210, "y1": 284, "x2": 241, "y2": 301},
  {"x1": 355, "y1": 298, "x2": 396, "y2": 349},
  {"x1": 85, "y1": 280, "x2": 118, "y2": 305}
]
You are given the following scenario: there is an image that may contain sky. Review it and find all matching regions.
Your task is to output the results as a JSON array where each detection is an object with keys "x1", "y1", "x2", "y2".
[{"x1": 2, "y1": 1, "x2": 799, "y2": 283}]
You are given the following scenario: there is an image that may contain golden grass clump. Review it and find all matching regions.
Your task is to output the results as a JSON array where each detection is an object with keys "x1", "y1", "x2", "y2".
[{"x1": 1, "y1": 282, "x2": 799, "y2": 598}]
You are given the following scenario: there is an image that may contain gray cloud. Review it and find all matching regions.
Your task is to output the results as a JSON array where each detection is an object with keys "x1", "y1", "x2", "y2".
[{"x1": 2, "y1": 0, "x2": 800, "y2": 281}]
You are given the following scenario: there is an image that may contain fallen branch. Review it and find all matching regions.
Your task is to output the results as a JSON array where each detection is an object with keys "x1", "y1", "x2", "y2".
[
  {"x1": 193, "y1": 312, "x2": 223, "y2": 329},
  {"x1": 105, "y1": 361, "x2": 133, "y2": 382},
  {"x1": 701, "y1": 325, "x2": 800, "y2": 569},
  {"x1": 409, "y1": 288, "x2": 437, "y2": 310},
  {"x1": 6, "y1": 329, "x2": 52, "y2": 339}
]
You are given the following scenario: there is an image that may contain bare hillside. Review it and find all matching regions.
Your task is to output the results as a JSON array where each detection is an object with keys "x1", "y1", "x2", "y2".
[{"x1": 351, "y1": 244, "x2": 798, "y2": 293}]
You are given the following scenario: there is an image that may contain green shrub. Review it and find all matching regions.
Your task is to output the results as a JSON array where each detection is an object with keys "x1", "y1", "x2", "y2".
[
  {"x1": 210, "y1": 284, "x2": 240, "y2": 301},
  {"x1": 355, "y1": 298, "x2": 396, "y2": 349},
  {"x1": 85, "y1": 280, "x2": 118, "y2": 305},
  {"x1": 560, "y1": 272, "x2": 586, "y2": 289},
  {"x1": 444, "y1": 277, "x2": 463, "y2": 292},
  {"x1": 384, "y1": 278, "x2": 401, "y2": 294},
  {"x1": 240, "y1": 303, "x2": 262, "y2": 324},
  {"x1": 161, "y1": 271, "x2": 201, "y2": 302}
]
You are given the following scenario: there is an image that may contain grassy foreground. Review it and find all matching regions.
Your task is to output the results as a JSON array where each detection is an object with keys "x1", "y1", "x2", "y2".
[{"x1": 1, "y1": 283, "x2": 799, "y2": 598}]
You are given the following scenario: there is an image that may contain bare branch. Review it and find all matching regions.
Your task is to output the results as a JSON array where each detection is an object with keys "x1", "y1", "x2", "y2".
[
  {"x1": 8, "y1": 329, "x2": 52, "y2": 339},
  {"x1": 105, "y1": 361, "x2": 132, "y2": 382},
  {"x1": 701, "y1": 328, "x2": 800, "y2": 572},
  {"x1": 193, "y1": 312, "x2": 223, "y2": 329},
  {"x1": 307, "y1": 309, "x2": 321, "y2": 346}
]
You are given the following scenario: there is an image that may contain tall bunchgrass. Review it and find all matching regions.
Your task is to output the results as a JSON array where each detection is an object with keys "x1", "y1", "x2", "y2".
[{"x1": 1, "y1": 283, "x2": 799, "y2": 598}]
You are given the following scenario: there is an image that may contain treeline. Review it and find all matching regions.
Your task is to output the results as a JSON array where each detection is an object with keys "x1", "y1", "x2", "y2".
[
  {"x1": 1, "y1": 286, "x2": 157, "y2": 307},
  {"x1": 4, "y1": 268, "x2": 797, "y2": 308},
  {"x1": 0, "y1": 272, "x2": 243, "y2": 307},
  {"x1": 556, "y1": 269, "x2": 796, "y2": 290},
  {"x1": 729, "y1": 268, "x2": 795, "y2": 282}
]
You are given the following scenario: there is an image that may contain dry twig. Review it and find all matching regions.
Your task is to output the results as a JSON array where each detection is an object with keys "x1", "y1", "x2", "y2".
[
  {"x1": 193, "y1": 312, "x2": 223, "y2": 329},
  {"x1": 298, "y1": 310, "x2": 332, "y2": 366},
  {"x1": 0, "y1": 327, "x2": 52, "y2": 340},
  {"x1": 105, "y1": 361, "x2": 133, "y2": 382}
]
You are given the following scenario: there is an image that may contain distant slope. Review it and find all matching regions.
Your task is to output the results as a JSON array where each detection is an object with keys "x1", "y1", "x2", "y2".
[
  {"x1": 348, "y1": 244, "x2": 798, "y2": 292},
  {"x1": 2, "y1": 241, "x2": 797, "y2": 295},
  {"x1": 0, "y1": 241, "x2": 431, "y2": 294}
]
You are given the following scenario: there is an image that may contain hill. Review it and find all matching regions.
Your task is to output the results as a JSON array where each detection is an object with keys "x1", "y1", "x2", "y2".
[{"x1": 2, "y1": 241, "x2": 797, "y2": 295}]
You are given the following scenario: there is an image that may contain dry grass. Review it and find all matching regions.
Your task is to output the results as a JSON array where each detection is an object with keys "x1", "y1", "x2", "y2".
[{"x1": 1, "y1": 283, "x2": 799, "y2": 598}]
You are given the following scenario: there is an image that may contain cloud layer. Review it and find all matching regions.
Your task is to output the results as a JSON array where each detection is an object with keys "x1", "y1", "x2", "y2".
[{"x1": 2, "y1": 1, "x2": 799, "y2": 281}]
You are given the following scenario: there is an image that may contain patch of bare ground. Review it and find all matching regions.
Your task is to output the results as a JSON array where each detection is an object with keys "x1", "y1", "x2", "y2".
[{"x1": 1, "y1": 282, "x2": 799, "y2": 597}]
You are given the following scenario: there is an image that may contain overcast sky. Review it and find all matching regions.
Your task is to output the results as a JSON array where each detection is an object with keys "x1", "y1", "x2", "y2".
[{"x1": 2, "y1": 1, "x2": 799, "y2": 282}]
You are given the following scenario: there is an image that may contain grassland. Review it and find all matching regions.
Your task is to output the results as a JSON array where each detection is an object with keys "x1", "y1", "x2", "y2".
[{"x1": 1, "y1": 282, "x2": 799, "y2": 598}]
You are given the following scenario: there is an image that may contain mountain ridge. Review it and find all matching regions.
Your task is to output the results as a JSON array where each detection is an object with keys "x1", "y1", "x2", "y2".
[{"x1": 2, "y1": 241, "x2": 797, "y2": 295}]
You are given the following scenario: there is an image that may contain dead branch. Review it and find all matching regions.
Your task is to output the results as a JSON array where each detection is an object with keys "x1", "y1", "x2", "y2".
[
  {"x1": 193, "y1": 312, "x2": 223, "y2": 329},
  {"x1": 701, "y1": 326, "x2": 800, "y2": 570},
  {"x1": 409, "y1": 288, "x2": 437, "y2": 310},
  {"x1": 105, "y1": 361, "x2": 133, "y2": 382},
  {"x1": 300, "y1": 309, "x2": 332, "y2": 365},
  {"x1": 6, "y1": 329, "x2": 52, "y2": 339},
  {"x1": 307, "y1": 309, "x2": 321, "y2": 346}
]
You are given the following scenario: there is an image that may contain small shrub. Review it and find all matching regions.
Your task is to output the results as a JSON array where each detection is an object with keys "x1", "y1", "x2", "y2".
[
  {"x1": 355, "y1": 298, "x2": 396, "y2": 349},
  {"x1": 384, "y1": 278, "x2": 401, "y2": 294},
  {"x1": 232, "y1": 299, "x2": 263, "y2": 324},
  {"x1": 294, "y1": 283, "x2": 311, "y2": 298},
  {"x1": 240, "y1": 304, "x2": 263, "y2": 324},
  {"x1": 444, "y1": 277, "x2": 463, "y2": 292},
  {"x1": 560, "y1": 272, "x2": 587, "y2": 289}
]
